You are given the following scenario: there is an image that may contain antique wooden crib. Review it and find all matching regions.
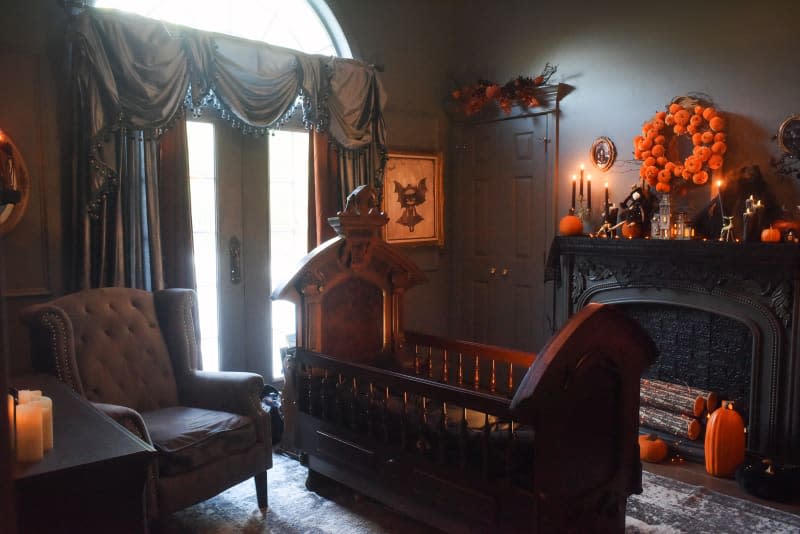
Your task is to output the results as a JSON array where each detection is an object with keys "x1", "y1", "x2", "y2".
[{"x1": 272, "y1": 186, "x2": 656, "y2": 533}]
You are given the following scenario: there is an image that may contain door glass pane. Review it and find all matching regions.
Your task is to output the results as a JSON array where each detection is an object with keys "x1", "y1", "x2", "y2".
[
  {"x1": 269, "y1": 130, "x2": 309, "y2": 379},
  {"x1": 187, "y1": 121, "x2": 220, "y2": 372}
]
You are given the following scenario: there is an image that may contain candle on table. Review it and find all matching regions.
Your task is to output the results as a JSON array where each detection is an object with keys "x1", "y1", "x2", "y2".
[
  {"x1": 579, "y1": 164, "x2": 585, "y2": 197},
  {"x1": 7, "y1": 393, "x2": 14, "y2": 450},
  {"x1": 571, "y1": 175, "x2": 576, "y2": 210},
  {"x1": 716, "y1": 180, "x2": 725, "y2": 219},
  {"x1": 36, "y1": 396, "x2": 53, "y2": 451},
  {"x1": 18, "y1": 390, "x2": 41, "y2": 404},
  {"x1": 604, "y1": 182, "x2": 609, "y2": 215},
  {"x1": 16, "y1": 401, "x2": 43, "y2": 463}
]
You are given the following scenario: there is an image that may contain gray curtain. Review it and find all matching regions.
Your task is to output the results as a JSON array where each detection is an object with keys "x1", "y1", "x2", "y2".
[{"x1": 70, "y1": 8, "x2": 387, "y2": 289}]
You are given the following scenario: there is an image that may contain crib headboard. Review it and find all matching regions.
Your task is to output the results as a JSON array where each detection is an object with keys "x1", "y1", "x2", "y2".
[{"x1": 271, "y1": 186, "x2": 427, "y2": 363}]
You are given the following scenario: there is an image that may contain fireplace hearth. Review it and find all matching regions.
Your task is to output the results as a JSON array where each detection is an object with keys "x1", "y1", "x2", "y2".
[{"x1": 548, "y1": 237, "x2": 800, "y2": 463}]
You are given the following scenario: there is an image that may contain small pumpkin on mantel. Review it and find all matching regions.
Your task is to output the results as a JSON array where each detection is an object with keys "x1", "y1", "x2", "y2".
[
  {"x1": 559, "y1": 214, "x2": 583, "y2": 236},
  {"x1": 761, "y1": 226, "x2": 782, "y2": 243},
  {"x1": 639, "y1": 434, "x2": 669, "y2": 463},
  {"x1": 705, "y1": 402, "x2": 746, "y2": 477}
]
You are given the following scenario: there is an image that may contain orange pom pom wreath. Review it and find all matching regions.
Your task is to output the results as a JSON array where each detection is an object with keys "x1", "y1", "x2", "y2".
[{"x1": 634, "y1": 96, "x2": 727, "y2": 192}]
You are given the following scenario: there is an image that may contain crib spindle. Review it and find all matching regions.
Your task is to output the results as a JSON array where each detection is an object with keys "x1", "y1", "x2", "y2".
[
  {"x1": 414, "y1": 344, "x2": 421, "y2": 376},
  {"x1": 336, "y1": 373, "x2": 345, "y2": 424},
  {"x1": 382, "y1": 386, "x2": 390, "y2": 443},
  {"x1": 367, "y1": 382, "x2": 375, "y2": 436},
  {"x1": 350, "y1": 377, "x2": 359, "y2": 430},
  {"x1": 474, "y1": 355, "x2": 480, "y2": 390},
  {"x1": 481, "y1": 412, "x2": 490, "y2": 480},
  {"x1": 442, "y1": 349, "x2": 449, "y2": 383},
  {"x1": 505, "y1": 420, "x2": 516, "y2": 478},
  {"x1": 437, "y1": 401, "x2": 448, "y2": 464},
  {"x1": 457, "y1": 353, "x2": 464, "y2": 387},
  {"x1": 508, "y1": 363, "x2": 514, "y2": 396},
  {"x1": 401, "y1": 391, "x2": 409, "y2": 451},
  {"x1": 459, "y1": 407, "x2": 468, "y2": 470},
  {"x1": 490, "y1": 359, "x2": 496, "y2": 394},
  {"x1": 427, "y1": 346, "x2": 434, "y2": 379},
  {"x1": 321, "y1": 368, "x2": 330, "y2": 419},
  {"x1": 307, "y1": 364, "x2": 314, "y2": 416}
]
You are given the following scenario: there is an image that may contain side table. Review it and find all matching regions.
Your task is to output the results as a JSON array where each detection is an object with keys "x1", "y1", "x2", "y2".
[{"x1": 12, "y1": 374, "x2": 155, "y2": 533}]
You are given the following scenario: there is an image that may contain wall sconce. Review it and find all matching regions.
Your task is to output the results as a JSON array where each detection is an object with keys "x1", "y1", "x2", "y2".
[{"x1": 0, "y1": 128, "x2": 30, "y2": 236}]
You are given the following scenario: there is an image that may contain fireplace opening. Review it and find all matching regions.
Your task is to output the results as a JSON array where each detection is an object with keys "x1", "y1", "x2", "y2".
[{"x1": 619, "y1": 303, "x2": 753, "y2": 460}]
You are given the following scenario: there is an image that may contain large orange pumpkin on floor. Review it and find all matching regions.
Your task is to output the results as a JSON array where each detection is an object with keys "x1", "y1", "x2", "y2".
[
  {"x1": 559, "y1": 214, "x2": 583, "y2": 236},
  {"x1": 704, "y1": 402, "x2": 745, "y2": 477}
]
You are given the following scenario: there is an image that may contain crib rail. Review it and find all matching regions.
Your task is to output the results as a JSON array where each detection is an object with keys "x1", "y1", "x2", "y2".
[
  {"x1": 404, "y1": 331, "x2": 535, "y2": 396},
  {"x1": 291, "y1": 347, "x2": 531, "y2": 486}
]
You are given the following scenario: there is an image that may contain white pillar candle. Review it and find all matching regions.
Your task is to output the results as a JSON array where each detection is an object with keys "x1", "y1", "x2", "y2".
[
  {"x1": 16, "y1": 401, "x2": 43, "y2": 462},
  {"x1": 7, "y1": 394, "x2": 14, "y2": 451},
  {"x1": 36, "y1": 396, "x2": 53, "y2": 451},
  {"x1": 18, "y1": 390, "x2": 41, "y2": 404}
]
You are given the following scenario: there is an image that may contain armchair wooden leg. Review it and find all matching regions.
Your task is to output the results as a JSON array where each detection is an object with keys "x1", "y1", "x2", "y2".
[{"x1": 255, "y1": 471, "x2": 268, "y2": 512}]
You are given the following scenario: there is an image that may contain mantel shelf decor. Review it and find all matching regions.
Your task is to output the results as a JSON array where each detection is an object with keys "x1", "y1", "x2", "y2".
[{"x1": 446, "y1": 63, "x2": 559, "y2": 118}]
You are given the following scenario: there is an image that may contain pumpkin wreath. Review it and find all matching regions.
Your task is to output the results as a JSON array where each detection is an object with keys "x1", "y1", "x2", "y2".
[{"x1": 634, "y1": 95, "x2": 727, "y2": 194}]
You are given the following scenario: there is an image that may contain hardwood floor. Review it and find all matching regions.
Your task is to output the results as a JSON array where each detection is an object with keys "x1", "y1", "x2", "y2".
[{"x1": 644, "y1": 460, "x2": 800, "y2": 516}]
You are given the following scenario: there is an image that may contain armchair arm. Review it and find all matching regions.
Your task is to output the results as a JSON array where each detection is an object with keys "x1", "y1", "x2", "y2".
[
  {"x1": 91, "y1": 402, "x2": 153, "y2": 445},
  {"x1": 177, "y1": 370, "x2": 271, "y2": 444}
]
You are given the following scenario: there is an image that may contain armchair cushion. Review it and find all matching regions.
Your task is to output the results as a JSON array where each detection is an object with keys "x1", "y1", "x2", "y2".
[{"x1": 142, "y1": 406, "x2": 257, "y2": 477}]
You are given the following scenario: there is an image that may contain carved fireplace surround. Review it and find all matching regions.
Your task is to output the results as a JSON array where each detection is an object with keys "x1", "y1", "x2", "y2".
[{"x1": 548, "y1": 236, "x2": 800, "y2": 463}]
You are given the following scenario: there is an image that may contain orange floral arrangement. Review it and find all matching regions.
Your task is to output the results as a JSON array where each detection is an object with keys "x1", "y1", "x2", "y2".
[
  {"x1": 634, "y1": 96, "x2": 727, "y2": 193},
  {"x1": 450, "y1": 63, "x2": 557, "y2": 116}
]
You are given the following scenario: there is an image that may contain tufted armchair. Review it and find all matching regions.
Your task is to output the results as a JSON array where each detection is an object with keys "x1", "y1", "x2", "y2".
[{"x1": 20, "y1": 287, "x2": 271, "y2": 520}]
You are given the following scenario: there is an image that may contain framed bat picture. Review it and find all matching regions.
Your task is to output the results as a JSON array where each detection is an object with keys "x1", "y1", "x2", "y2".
[{"x1": 382, "y1": 150, "x2": 444, "y2": 246}]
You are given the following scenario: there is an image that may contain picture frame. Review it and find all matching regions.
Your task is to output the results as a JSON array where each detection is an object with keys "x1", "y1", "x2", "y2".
[
  {"x1": 382, "y1": 150, "x2": 444, "y2": 246},
  {"x1": 590, "y1": 136, "x2": 616, "y2": 172}
]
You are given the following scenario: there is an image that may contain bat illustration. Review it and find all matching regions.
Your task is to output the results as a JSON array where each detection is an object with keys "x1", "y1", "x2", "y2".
[{"x1": 394, "y1": 178, "x2": 427, "y2": 231}]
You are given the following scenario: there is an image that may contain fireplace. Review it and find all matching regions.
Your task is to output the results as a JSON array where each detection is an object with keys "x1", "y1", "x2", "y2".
[{"x1": 548, "y1": 237, "x2": 800, "y2": 463}]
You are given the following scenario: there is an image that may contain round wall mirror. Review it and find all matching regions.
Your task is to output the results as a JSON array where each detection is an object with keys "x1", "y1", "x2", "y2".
[
  {"x1": 0, "y1": 129, "x2": 31, "y2": 236},
  {"x1": 590, "y1": 136, "x2": 616, "y2": 172},
  {"x1": 778, "y1": 115, "x2": 800, "y2": 155}
]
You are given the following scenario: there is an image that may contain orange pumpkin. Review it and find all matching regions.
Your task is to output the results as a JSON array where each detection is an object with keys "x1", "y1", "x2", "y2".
[
  {"x1": 559, "y1": 214, "x2": 583, "y2": 236},
  {"x1": 639, "y1": 434, "x2": 669, "y2": 463},
  {"x1": 705, "y1": 402, "x2": 745, "y2": 477},
  {"x1": 622, "y1": 221, "x2": 642, "y2": 238},
  {"x1": 761, "y1": 227, "x2": 781, "y2": 243}
]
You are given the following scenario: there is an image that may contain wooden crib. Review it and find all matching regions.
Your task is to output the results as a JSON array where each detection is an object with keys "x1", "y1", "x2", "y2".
[{"x1": 272, "y1": 186, "x2": 656, "y2": 533}]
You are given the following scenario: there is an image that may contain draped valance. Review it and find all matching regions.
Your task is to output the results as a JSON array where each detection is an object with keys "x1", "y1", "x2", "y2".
[{"x1": 70, "y1": 8, "x2": 387, "y2": 208}]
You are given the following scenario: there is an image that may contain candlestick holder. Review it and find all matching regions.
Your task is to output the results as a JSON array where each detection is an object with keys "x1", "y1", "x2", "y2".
[
  {"x1": 574, "y1": 194, "x2": 592, "y2": 231},
  {"x1": 720, "y1": 216, "x2": 735, "y2": 242}
]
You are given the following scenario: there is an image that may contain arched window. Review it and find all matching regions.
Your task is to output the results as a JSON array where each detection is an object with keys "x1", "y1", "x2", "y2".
[
  {"x1": 92, "y1": 0, "x2": 350, "y2": 379},
  {"x1": 93, "y1": 0, "x2": 351, "y2": 57}
]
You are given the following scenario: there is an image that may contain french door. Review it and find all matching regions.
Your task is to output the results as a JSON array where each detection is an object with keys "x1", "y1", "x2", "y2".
[{"x1": 187, "y1": 120, "x2": 308, "y2": 381}]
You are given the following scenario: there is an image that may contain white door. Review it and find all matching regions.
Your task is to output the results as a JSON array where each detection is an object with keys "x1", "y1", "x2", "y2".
[{"x1": 188, "y1": 121, "x2": 308, "y2": 381}]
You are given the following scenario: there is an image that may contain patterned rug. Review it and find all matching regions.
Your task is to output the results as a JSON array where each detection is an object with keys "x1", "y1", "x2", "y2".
[{"x1": 159, "y1": 453, "x2": 800, "y2": 533}]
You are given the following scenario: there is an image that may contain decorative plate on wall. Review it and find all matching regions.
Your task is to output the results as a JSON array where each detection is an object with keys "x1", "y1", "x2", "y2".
[
  {"x1": 778, "y1": 114, "x2": 800, "y2": 155},
  {"x1": 590, "y1": 136, "x2": 616, "y2": 172},
  {"x1": 0, "y1": 128, "x2": 31, "y2": 236}
]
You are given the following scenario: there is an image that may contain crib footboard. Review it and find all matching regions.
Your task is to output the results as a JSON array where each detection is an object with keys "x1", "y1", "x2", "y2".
[
  {"x1": 511, "y1": 303, "x2": 657, "y2": 532},
  {"x1": 286, "y1": 347, "x2": 541, "y2": 533}
]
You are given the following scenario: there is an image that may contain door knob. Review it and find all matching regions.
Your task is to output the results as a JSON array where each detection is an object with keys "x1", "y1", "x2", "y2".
[
  {"x1": 489, "y1": 266, "x2": 497, "y2": 276},
  {"x1": 501, "y1": 268, "x2": 510, "y2": 277}
]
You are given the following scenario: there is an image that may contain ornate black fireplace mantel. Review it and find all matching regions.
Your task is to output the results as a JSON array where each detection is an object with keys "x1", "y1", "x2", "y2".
[{"x1": 548, "y1": 236, "x2": 800, "y2": 462}]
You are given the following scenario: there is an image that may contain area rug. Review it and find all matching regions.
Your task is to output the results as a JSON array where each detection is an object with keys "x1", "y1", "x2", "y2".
[{"x1": 159, "y1": 453, "x2": 800, "y2": 533}]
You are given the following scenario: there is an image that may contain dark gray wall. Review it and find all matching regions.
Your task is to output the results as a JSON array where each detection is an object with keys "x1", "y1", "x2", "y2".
[
  {"x1": 450, "y1": 0, "x2": 800, "y2": 221},
  {"x1": 3, "y1": 0, "x2": 800, "y2": 378}
]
